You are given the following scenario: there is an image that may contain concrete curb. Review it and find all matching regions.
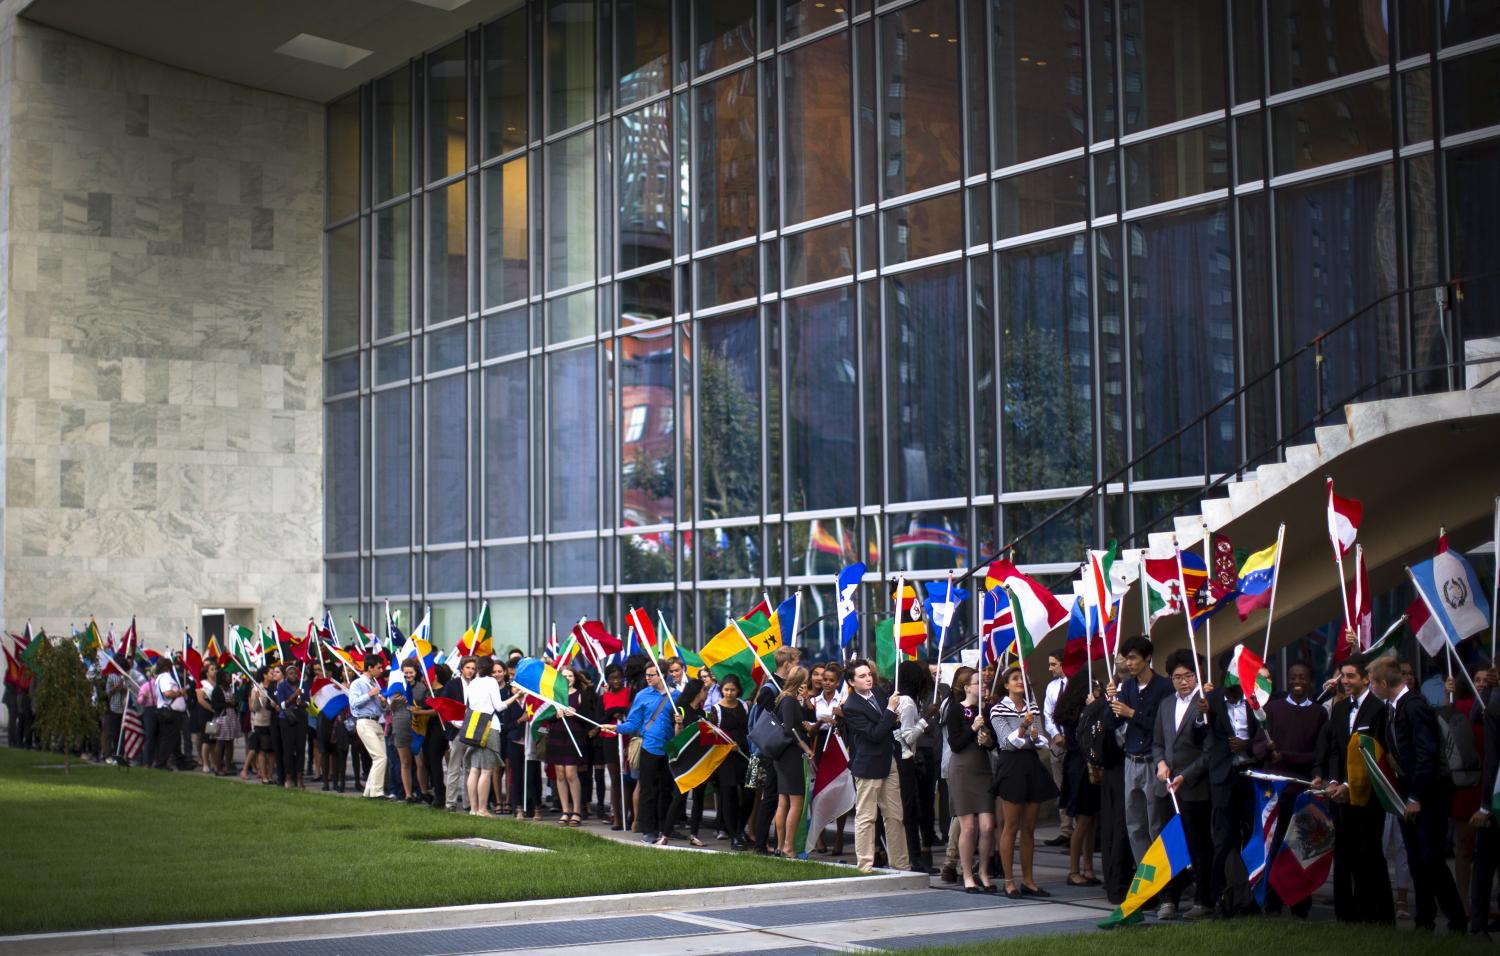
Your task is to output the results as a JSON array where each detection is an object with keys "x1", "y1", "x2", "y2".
[{"x1": 2, "y1": 870, "x2": 929, "y2": 955}]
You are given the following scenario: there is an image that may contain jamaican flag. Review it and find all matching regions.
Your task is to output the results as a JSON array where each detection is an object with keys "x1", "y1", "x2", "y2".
[{"x1": 668, "y1": 719, "x2": 734, "y2": 793}]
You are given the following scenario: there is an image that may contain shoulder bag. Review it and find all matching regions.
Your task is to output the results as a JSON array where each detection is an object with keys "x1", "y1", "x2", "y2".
[{"x1": 627, "y1": 692, "x2": 672, "y2": 773}]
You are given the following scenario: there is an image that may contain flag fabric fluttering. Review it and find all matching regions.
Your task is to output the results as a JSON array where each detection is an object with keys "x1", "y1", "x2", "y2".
[
  {"x1": 794, "y1": 732, "x2": 857, "y2": 859},
  {"x1": 1267, "y1": 792, "x2": 1336, "y2": 906},
  {"x1": 1408, "y1": 535, "x2": 1492, "y2": 650},
  {"x1": 310, "y1": 677, "x2": 350, "y2": 720},
  {"x1": 514, "y1": 657, "x2": 573, "y2": 707},
  {"x1": 699, "y1": 608, "x2": 780, "y2": 690},
  {"x1": 1063, "y1": 591, "x2": 1111, "y2": 679},
  {"x1": 895, "y1": 581, "x2": 928, "y2": 656},
  {"x1": 1235, "y1": 540, "x2": 1279, "y2": 621},
  {"x1": 1242, "y1": 778, "x2": 1286, "y2": 906},
  {"x1": 1326, "y1": 479, "x2": 1363, "y2": 555},
  {"x1": 987, "y1": 560, "x2": 1069, "y2": 657},
  {"x1": 1100, "y1": 813, "x2": 1193, "y2": 928},
  {"x1": 626, "y1": 606, "x2": 658, "y2": 653},
  {"x1": 979, "y1": 587, "x2": 1015, "y2": 670},
  {"x1": 922, "y1": 579, "x2": 968, "y2": 650},
  {"x1": 1355, "y1": 733, "x2": 1406, "y2": 814},
  {"x1": 837, "y1": 563, "x2": 865, "y2": 652},
  {"x1": 1142, "y1": 556, "x2": 1184, "y2": 629},
  {"x1": 457, "y1": 603, "x2": 493, "y2": 658},
  {"x1": 1223, "y1": 644, "x2": 1272, "y2": 711},
  {"x1": 776, "y1": 593, "x2": 801, "y2": 650},
  {"x1": 667, "y1": 719, "x2": 735, "y2": 793},
  {"x1": 544, "y1": 626, "x2": 561, "y2": 665},
  {"x1": 1337, "y1": 544, "x2": 1373, "y2": 661},
  {"x1": 571, "y1": 620, "x2": 622, "y2": 667}
]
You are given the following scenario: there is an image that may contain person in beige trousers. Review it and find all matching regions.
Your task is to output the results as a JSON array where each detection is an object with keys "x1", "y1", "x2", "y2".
[{"x1": 841, "y1": 659, "x2": 911, "y2": 872}]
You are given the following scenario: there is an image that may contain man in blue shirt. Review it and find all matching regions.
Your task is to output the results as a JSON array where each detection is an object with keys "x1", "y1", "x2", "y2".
[
  {"x1": 349, "y1": 656, "x2": 389, "y2": 799},
  {"x1": 606, "y1": 663, "x2": 679, "y2": 844},
  {"x1": 1109, "y1": 634, "x2": 1173, "y2": 875}
]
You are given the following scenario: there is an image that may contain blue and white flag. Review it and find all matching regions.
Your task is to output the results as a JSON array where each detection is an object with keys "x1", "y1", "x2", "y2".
[
  {"x1": 1242, "y1": 778, "x2": 1286, "y2": 907},
  {"x1": 776, "y1": 593, "x2": 801, "y2": 649},
  {"x1": 837, "y1": 563, "x2": 865, "y2": 650},
  {"x1": 1408, "y1": 539, "x2": 1491, "y2": 649}
]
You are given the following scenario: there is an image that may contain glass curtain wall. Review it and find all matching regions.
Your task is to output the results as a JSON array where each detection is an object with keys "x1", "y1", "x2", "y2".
[{"x1": 324, "y1": 0, "x2": 1499, "y2": 658}]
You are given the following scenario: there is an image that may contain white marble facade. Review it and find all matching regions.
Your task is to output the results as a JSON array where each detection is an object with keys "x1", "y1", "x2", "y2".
[{"x1": 1, "y1": 16, "x2": 325, "y2": 645}]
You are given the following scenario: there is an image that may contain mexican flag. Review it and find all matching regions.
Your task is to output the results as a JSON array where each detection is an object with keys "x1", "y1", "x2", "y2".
[
  {"x1": 873, "y1": 616, "x2": 921, "y2": 680},
  {"x1": 1223, "y1": 644, "x2": 1272, "y2": 711}
]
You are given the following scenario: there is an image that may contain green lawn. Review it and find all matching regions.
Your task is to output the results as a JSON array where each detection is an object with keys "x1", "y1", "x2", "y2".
[
  {"x1": 0, "y1": 749, "x2": 847, "y2": 934},
  {"x1": 905, "y1": 919, "x2": 1494, "y2": 956}
]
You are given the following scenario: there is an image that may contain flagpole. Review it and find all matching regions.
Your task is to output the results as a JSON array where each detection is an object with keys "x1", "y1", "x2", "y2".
[
  {"x1": 893, "y1": 574, "x2": 905, "y2": 696},
  {"x1": 933, "y1": 571, "x2": 953, "y2": 706},
  {"x1": 1404, "y1": 564, "x2": 1486, "y2": 714},
  {"x1": 762, "y1": 591, "x2": 780, "y2": 646},
  {"x1": 1260, "y1": 523, "x2": 1287, "y2": 662},
  {"x1": 727, "y1": 615, "x2": 781, "y2": 693},
  {"x1": 512, "y1": 684, "x2": 606, "y2": 728},
  {"x1": 1329, "y1": 482, "x2": 1354, "y2": 636},
  {"x1": 1202, "y1": 527, "x2": 1215, "y2": 687},
  {"x1": 1447, "y1": 643, "x2": 1485, "y2": 712},
  {"x1": 1492, "y1": 495, "x2": 1499, "y2": 666},
  {"x1": 1173, "y1": 540, "x2": 1204, "y2": 689}
]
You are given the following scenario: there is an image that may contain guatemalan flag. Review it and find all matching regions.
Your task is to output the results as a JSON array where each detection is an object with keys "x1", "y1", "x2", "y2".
[
  {"x1": 1408, "y1": 535, "x2": 1492, "y2": 652},
  {"x1": 837, "y1": 563, "x2": 865, "y2": 651},
  {"x1": 310, "y1": 677, "x2": 350, "y2": 720}
]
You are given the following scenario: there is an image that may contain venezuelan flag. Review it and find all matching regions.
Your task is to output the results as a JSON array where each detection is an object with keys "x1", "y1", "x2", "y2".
[
  {"x1": 1100, "y1": 814, "x2": 1192, "y2": 927},
  {"x1": 513, "y1": 656, "x2": 571, "y2": 707},
  {"x1": 1234, "y1": 541, "x2": 1279, "y2": 620}
]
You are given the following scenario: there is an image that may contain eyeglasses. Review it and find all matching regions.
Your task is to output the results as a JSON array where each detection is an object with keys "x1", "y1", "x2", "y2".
[{"x1": 1170, "y1": 672, "x2": 1196, "y2": 683}]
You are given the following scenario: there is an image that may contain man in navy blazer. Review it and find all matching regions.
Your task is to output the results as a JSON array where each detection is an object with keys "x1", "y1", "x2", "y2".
[{"x1": 842, "y1": 658, "x2": 909, "y2": 872}]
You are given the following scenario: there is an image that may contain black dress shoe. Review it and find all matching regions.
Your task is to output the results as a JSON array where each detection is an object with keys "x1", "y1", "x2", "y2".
[
  {"x1": 1043, "y1": 835, "x2": 1070, "y2": 847},
  {"x1": 1021, "y1": 884, "x2": 1051, "y2": 898},
  {"x1": 965, "y1": 886, "x2": 981, "y2": 894}
]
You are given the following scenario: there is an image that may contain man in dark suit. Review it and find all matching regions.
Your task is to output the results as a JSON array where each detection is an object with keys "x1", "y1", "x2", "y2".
[
  {"x1": 842, "y1": 658, "x2": 909, "y2": 873},
  {"x1": 1152, "y1": 649, "x2": 1212, "y2": 920},
  {"x1": 1313, "y1": 655, "x2": 1395, "y2": 924},
  {"x1": 1470, "y1": 683, "x2": 1500, "y2": 937},
  {"x1": 1368, "y1": 656, "x2": 1466, "y2": 931},
  {"x1": 1204, "y1": 672, "x2": 1261, "y2": 914},
  {"x1": 439, "y1": 656, "x2": 476, "y2": 811}
]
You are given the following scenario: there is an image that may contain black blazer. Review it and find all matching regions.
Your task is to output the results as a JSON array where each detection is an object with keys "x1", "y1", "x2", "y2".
[
  {"x1": 1203, "y1": 688, "x2": 1259, "y2": 789},
  {"x1": 1153, "y1": 691, "x2": 1210, "y2": 801},
  {"x1": 1314, "y1": 690, "x2": 1386, "y2": 783},
  {"x1": 1482, "y1": 687, "x2": 1500, "y2": 819},
  {"x1": 945, "y1": 698, "x2": 987, "y2": 755},
  {"x1": 1388, "y1": 690, "x2": 1446, "y2": 803},
  {"x1": 842, "y1": 689, "x2": 898, "y2": 779}
]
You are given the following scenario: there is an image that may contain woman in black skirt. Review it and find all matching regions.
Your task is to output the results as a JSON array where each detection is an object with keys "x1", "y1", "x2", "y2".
[
  {"x1": 1053, "y1": 670, "x2": 1101, "y2": 887},
  {"x1": 773, "y1": 667, "x2": 815, "y2": 858},
  {"x1": 988, "y1": 665, "x2": 1057, "y2": 898}
]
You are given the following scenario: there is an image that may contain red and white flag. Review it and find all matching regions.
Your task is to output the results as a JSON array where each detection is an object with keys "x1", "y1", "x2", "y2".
[
  {"x1": 1326, "y1": 479, "x2": 1362, "y2": 555},
  {"x1": 121, "y1": 707, "x2": 145, "y2": 761}
]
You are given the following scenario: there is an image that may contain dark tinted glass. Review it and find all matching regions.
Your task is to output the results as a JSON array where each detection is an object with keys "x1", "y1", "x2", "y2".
[
  {"x1": 1120, "y1": 0, "x2": 1225, "y2": 134},
  {"x1": 698, "y1": 310, "x2": 761, "y2": 519},
  {"x1": 879, "y1": 0, "x2": 962, "y2": 198},
  {"x1": 696, "y1": 69, "x2": 758, "y2": 247},
  {"x1": 374, "y1": 387, "x2": 411, "y2": 548},
  {"x1": 426, "y1": 39, "x2": 467, "y2": 181},
  {"x1": 782, "y1": 33, "x2": 853, "y2": 225},
  {"x1": 326, "y1": 399, "x2": 361, "y2": 552},
  {"x1": 1123, "y1": 123, "x2": 1229, "y2": 209},
  {"x1": 617, "y1": 0, "x2": 671, "y2": 105},
  {"x1": 993, "y1": 0, "x2": 1087, "y2": 165},
  {"x1": 885, "y1": 261, "x2": 968, "y2": 502},
  {"x1": 1271, "y1": 79, "x2": 1391, "y2": 176},
  {"x1": 1267, "y1": 0, "x2": 1387, "y2": 94},
  {"x1": 484, "y1": 11, "x2": 528, "y2": 157},
  {"x1": 785, "y1": 287, "x2": 857, "y2": 511},
  {"x1": 995, "y1": 158, "x2": 1087, "y2": 239},
  {"x1": 373, "y1": 66, "x2": 411, "y2": 201},
  {"x1": 695, "y1": 0, "x2": 755, "y2": 74},
  {"x1": 618, "y1": 102, "x2": 673, "y2": 271},
  {"x1": 1442, "y1": 47, "x2": 1500, "y2": 138},
  {"x1": 426, "y1": 375, "x2": 467, "y2": 543},
  {"x1": 484, "y1": 362, "x2": 529, "y2": 538},
  {"x1": 621, "y1": 328, "x2": 675, "y2": 526},
  {"x1": 328, "y1": 92, "x2": 360, "y2": 222}
]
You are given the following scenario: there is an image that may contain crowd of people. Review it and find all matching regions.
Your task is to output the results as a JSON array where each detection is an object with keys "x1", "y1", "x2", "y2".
[{"x1": 5, "y1": 629, "x2": 1499, "y2": 937}]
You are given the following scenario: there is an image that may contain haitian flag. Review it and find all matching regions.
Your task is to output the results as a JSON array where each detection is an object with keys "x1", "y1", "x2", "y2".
[
  {"x1": 1267, "y1": 791, "x2": 1335, "y2": 906},
  {"x1": 1063, "y1": 591, "x2": 1112, "y2": 679}
]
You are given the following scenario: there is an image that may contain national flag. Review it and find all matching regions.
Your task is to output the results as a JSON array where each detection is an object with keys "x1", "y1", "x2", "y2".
[
  {"x1": 794, "y1": 731, "x2": 857, "y2": 859},
  {"x1": 1235, "y1": 540, "x2": 1279, "y2": 620},
  {"x1": 700, "y1": 611, "x2": 779, "y2": 690},
  {"x1": 776, "y1": 593, "x2": 801, "y2": 650},
  {"x1": 272, "y1": 618, "x2": 306, "y2": 662},
  {"x1": 1223, "y1": 644, "x2": 1272, "y2": 711},
  {"x1": 394, "y1": 614, "x2": 438, "y2": 683},
  {"x1": 1405, "y1": 596, "x2": 1447, "y2": 658},
  {"x1": 923, "y1": 580, "x2": 968, "y2": 637},
  {"x1": 321, "y1": 611, "x2": 341, "y2": 650},
  {"x1": 1408, "y1": 536, "x2": 1492, "y2": 649},
  {"x1": 626, "y1": 606, "x2": 658, "y2": 651},
  {"x1": 1084, "y1": 541, "x2": 1125, "y2": 627},
  {"x1": 204, "y1": 635, "x2": 228, "y2": 671},
  {"x1": 97, "y1": 646, "x2": 127, "y2": 679},
  {"x1": 182, "y1": 631, "x2": 204, "y2": 682},
  {"x1": 119, "y1": 618, "x2": 138, "y2": 662},
  {"x1": 1174, "y1": 549, "x2": 1225, "y2": 623},
  {"x1": 837, "y1": 562, "x2": 865, "y2": 650},
  {"x1": 873, "y1": 617, "x2": 902, "y2": 681},
  {"x1": 544, "y1": 626, "x2": 561, "y2": 664},
  {"x1": 514, "y1": 656, "x2": 572, "y2": 707},
  {"x1": 895, "y1": 580, "x2": 928, "y2": 655},
  {"x1": 979, "y1": 587, "x2": 1015, "y2": 669},
  {"x1": 456, "y1": 602, "x2": 493, "y2": 658},
  {"x1": 1355, "y1": 732, "x2": 1406, "y2": 814},
  {"x1": 3, "y1": 642, "x2": 27, "y2": 689},
  {"x1": 1205, "y1": 533, "x2": 1239, "y2": 604},
  {"x1": 310, "y1": 677, "x2": 350, "y2": 720},
  {"x1": 667, "y1": 719, "x2": 735, "y2": 793},
  {"x1": 1267, "y1": 792, "x2": 1335, "y2": 906},
  {"x1": 1099, "y1": 813, "x2": 1193, "y2": 927},
  {"x1": 1063, "y1": 591, "x2": 1111, "y2": 678},
  {"x1": 1326, "y1": 479, "x2": 1362, "y2": 555},
  {"x1": 121, "y1": 706, "x2": 145, "y2": 760},
  {"x1": 323, "y1": 643, "x2": 361, "y2": 676},
  {"x1": 554, "y1": 631, "x2": 581, "y2": 669},
  {"x1": 1142, "y1": 556, "x2": 1184, "y2": 628},
  {"x1": 76, "y1": 619, "x2": 103, "y2": 658},
  {"x1": 350, "y1": 618, "x2": 376, "y2": 653},
  {"x1": 18, "y1": 626, "x2": 45, "y2": 670},
  {"x1": 427, "y1": 695, "x2": 467, "y2": 724},
  {"x1": 572, "y1": 620, "x2": 622, "y2": 667},
  {"x1": 383, "y1": 664, "x2": 408, "y2": 700},
  {"x1": 987, "y1": 560, "x2": 1069, "y2": 657},
  {"x1": 1242, "y1": 779, "x2": 1286, "y2": 906},
  {"x1": 1334, "y1": 545, "x2": 1372, "y2": 662}
]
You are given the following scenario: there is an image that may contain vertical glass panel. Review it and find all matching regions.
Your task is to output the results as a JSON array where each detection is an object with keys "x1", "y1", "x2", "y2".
[
  {"x1": 786, "y1": 287, "x2": 857, "y2": 511},
  {"x1": 374, "y1": 342, "x2": 410, "y2": 384},
  {"x1": 972, "y1": 257, "x2": 996, "y2": 496},
  {"x1": 427, "y1": 326, "x2": 466, "y2": 372},
  {"x1": 1275, "y1": 165, "x2": 1400, "y2": 433},
  {"x1": 699, "y1": 526, "x2": 761, "y2": 579},
  {"x1": 618, "y1": 101, "x2": 673, "y2": 271},
  {"x1": 675, "y1": 93, "x2": 691, "y2": 257},
  {"x1": 547, "y1": 287, "x2": 596, "y2": 344},
  {"x1": 1233, "y1": 0, "x2": 1264, "y2": 104},
  {"x1": 967, "y1": 184, "x2": 992, "y2": 248},
  {"x1": 326, "y1": 399, "x2": 361, "y2": 553},
  {"x1": 374, "y1": 203, "x2": 411, "y2": 339},
  {"x1": 547, "y1": 129, "x2": 596, "y2": 290},
  {"x1": 375, "y1": 555, "x2": 411, "y2": 596},
  {"x1": 427, "y1": 39, "x2": 467, "y2": 182},
  {"x1": 1442, "y1": 48, "x2": 1500, "y2": 138},
  {"x1": 882, "y1": 191, "x2": 963, "y2": 266},
  {"x1": 784, "y1": 0, "x2": 848, "y2": 41},
  {"x1": 1003, "y1": 499, "x2": 1093, "y2": 564},
  {"x1": 1089, "y1": 0, "x2": 1117, "y2": 142},
  {"x1": 787, "y1": 517, "x2": 858, "y2": 575},
  {"x1": 698, "y1": 309, "x2": 761, "y2": 520},
  {"x1": 782, "y1": 33, "x2": 853, "y2": 226},
  {"x1": 994, "y1": 159, "x2": 1087, "y2": 240},
  {"x1": 996, "y1": 0, "x2": 1092, "y2": 164},
  {"x1": 621, "y1": 327, "x2": 675, "y2": 526},
  {"x1": 427, "y1": 180, "x2": 467, "y2": 324},
  {"x1": 860, "y1": 281, "x2": 881, "y2": 505},
  {"x1": 879, "y1": 0, "x2": 962, "y2": 199},
  {"x1": 373, "y1": 65, "x2": 411, "y2": 202},
  {"x1": 1239, "y1": 192, "x2": 1277, "y2": 462},
  {"x1": 326, "y1": 563, "x2": 359, "y2": 600},
  {"x1": 485, "y1": 307, "x2": 528, "y2": 357},
  {"x1": 617, "y1": 0, "x2": 671, "y2": 106},
  {"x1": 427, "y1": 598, "x2": 467, "y2": 644},
  {"x1": 1128, "y1": 204, "x2": 1236, "y2": 480},
  {"x1": 1399, "y1": 0, "x2": 1434, "y2": 57},
  {"x1": 784, "y1": 221, "x2": 854, "y2": 288},
  {"x1": 485, "y1": 542, "x2": 530, "y2": 590},
  {"x1": 547, "y1": 0, "x2": 596, "y2": 133},
  {"x1": 484, "y1": 10, "x2": 528, "y2": 158},
  {"x1": 1123, "y1": 122, "x2": 1229, "y2": 210},
  {"x1": 619, "y1": 270, "x2": 673, "y2": 328},
  {"x1": 1267, "y1": 0, "x2": 1387, "y2": 94},
  {"x1": 491, "y1": 596, "x2": 531, "y2": 652},
  {"x1": 963, "y1": 0, "x2": 989, "y2": 178},
  {"x1": 325, "y1": 355, "x2": 360, "y2": 397},
  {"x1": 484, "y1": 156, "x2": 528, "y2": 309},
  {"x1": 1442, "y1": 0, "x2": 1500, "y2": 46},
  {"x1": 696, "y1": 68, "x2": 758, "y2": 248},
  {"x1": 1406, "y1": 154, "x2": 1445, "y2": 395},
  {"x1": 374, "y1": 387, "x2": 411, "y2": 548},
  {"x1": 1447, "y1": 141, "x2": 1500, "y2": 340},
  {"x1": 679, "y1": 322, "x2": 694, "y2": 520},
  {"x1": 695, "y1": 0, "x2": 755, "y2": 74},
  {"x1": 327, "y1": 91, "x2": 360, "y2": 223},
  {"x1": 1119, "y1": 0, "x2": 1225, "y2": 134},
  {"x1": 549, "y1": 345, "x2": 598, "y2": 532},
  {"x1": 1093, "y1": 151, "x2": 1119, "y2": 217},
  {"x1": 620, "y1": 532, "x2": 674, "y2": 584},
  {"x1": 890, "y1": 508, "x2": 969, "y2": 572},
  {"x1": 551, "y1": 538, "x2": 599, "y2": 587},
  {"x1": 1096, "y1": 226, "x2": 1126, "y2": 472},
  {"x1": 326, "y1": 221, "x2": 360, "y2": 352},
  {"x1": 484, "y1": 362, "x2": 529, "y2": 538},
  {"x1": 1403, "y1": 68, "x2": 1433, "y2": 145},
  {"x1": 427, "y1": 552, "x2": 468, "y2": 596},
  {"x1": 1236, "y1": 113, "x2": 1264, "y2": 183},
  {"x1": 856, "y1": 20, "x2": 877, "y2": 207},
  {"x1": 696, "y1": 244, "x2": 759, "y2": 308},
  {"x1": 1270, "y1": 79, "x2": 1392, "y2": 176},
  {"x1": 885, "y1": 261, "x2": 968, "y2": 502}
]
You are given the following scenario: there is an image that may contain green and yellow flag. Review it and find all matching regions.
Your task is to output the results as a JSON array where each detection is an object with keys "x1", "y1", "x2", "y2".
[{"x1": 1100, "y1": 814, "x2": 1192, "y2": 927}]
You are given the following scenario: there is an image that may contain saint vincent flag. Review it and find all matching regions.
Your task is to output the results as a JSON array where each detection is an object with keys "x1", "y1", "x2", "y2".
[
  {"x1": 513, "y1": 656, "x2": 571, "y2": 707},
  {"x1": 1100, "y1": 813, "x2": 1192, "y2": 927},
  {"x1": 18, "y1": 628, "x2": 45, "y2": 669},
  {"x1": 667, "y1": 719, "x2": 734, "y2": 793},
  {"x1": 77, "y1": 619, "x2": 103, "y2": 658}
]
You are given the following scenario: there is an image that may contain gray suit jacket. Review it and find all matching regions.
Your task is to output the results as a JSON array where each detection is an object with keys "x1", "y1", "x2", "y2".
[{"x1": 1152, "y1": 690, "x2": 1210, "y2": 802}]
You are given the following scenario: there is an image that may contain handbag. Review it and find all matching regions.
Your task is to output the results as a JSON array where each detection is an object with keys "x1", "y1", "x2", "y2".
[
  {"x1": 461, "y1": 708, "x2": 493, "y2": 748},
  {"x1": 627, "y1": 691, "x2": 673, "y2": 773},
  {"x1": 749, "y1": 707, "x2": 795, "y2": 759},
  {"x1": 745, "y1": 754, "x2": 771, "y2": 790}
]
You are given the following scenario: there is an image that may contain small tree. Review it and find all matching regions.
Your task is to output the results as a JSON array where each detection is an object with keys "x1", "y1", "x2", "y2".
[{"x1": 31, "y1": 638, "x2": 97, "y2": 773}]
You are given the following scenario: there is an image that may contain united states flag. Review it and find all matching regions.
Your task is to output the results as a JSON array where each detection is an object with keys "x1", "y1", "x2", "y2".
[{"x1": 121, "y1": 708, "x2": 145, "y2": 761}]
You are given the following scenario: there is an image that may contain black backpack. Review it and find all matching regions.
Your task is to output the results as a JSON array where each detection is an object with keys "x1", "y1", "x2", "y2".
[{"x1": 1077, "y1": 695, "x2": 1121, "y2": 771}]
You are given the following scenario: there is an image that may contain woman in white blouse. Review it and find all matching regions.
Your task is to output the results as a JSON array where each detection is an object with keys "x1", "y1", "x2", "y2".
[{"x1": 988, "y1": 665, "x2": 1057, "y2": 899}]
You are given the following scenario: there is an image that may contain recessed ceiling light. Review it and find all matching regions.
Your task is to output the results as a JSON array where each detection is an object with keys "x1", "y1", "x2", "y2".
[
  {"x1": 274, "y1": 33, "x2": 373, "y2": 69},
  {"x1": 407, "y1": 0, "x2": 476, "y2": 10}
]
